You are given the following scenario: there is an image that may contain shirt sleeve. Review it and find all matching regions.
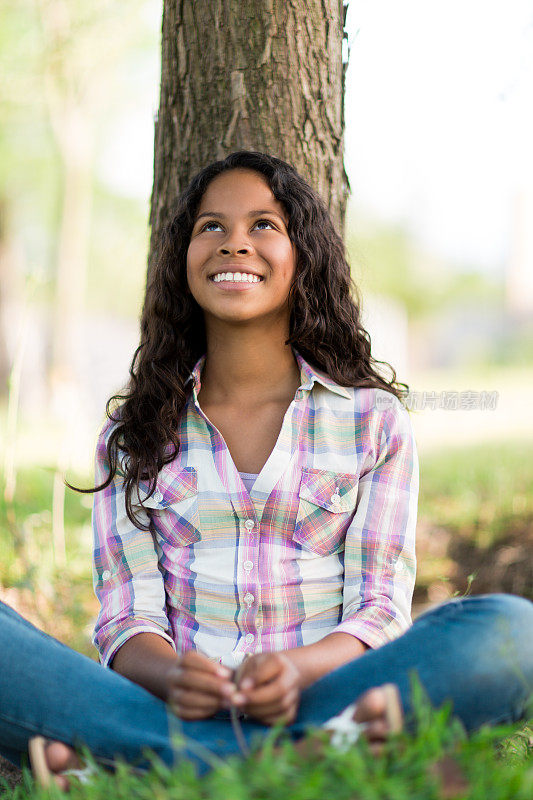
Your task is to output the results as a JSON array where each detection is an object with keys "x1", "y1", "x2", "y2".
[
  {"x1": 333, "y1": 391, "x2": 419, "y2": 649},
  {"x1": 91, "y1": 420, "x2": 175, "y2": 666}
]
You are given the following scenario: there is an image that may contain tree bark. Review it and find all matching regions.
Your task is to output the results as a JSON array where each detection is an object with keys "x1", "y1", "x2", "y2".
[{"x1": 150, "y1": 0, "x2": 349, "y2": 261}]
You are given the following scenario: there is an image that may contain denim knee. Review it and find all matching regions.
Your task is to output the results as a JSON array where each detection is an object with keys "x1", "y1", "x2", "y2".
[
  {"x1": 417, "y1": 592, "x2": 533, "y2": 624},
  {"x1": 414, "y1": 593, "x2": 533, "y2": 665},
  {"x1": 457, "y1": 594, "x2": 533, "y2": 675},
  {"x1": 461, "y1": 593, "x2": 533, "y2": 627}
]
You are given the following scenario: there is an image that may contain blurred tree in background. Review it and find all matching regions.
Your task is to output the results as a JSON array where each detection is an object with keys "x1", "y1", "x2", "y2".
[
  {"x1": 0, "y1": 1, "x2": 159, "y2": 631},
  {"x1": 0, "y1": 0, "x2": 155, "y2": 402}
]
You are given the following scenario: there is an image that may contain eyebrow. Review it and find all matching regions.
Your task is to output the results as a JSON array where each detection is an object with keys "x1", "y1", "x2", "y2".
[{"x1": 195, "y1": 209, "x2": 286, "y2": 223}]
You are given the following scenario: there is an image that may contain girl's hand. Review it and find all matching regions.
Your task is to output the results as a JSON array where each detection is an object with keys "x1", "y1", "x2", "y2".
[
  {"x1": 167, "y1": 651, "x2": 237, "y2": 720},
  {"x1": 234, "y1": 652, "x2": 302, "y2": 725}
]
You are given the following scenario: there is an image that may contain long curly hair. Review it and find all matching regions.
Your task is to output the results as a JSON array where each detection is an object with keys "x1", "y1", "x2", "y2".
[{"x1": 80, "y1": 150, "x2": 408, "y2": 527}]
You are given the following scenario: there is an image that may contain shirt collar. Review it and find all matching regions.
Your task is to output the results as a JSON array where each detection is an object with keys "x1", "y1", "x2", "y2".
[
  {"x1": 185, "y1": 349, "x2": 352, "y2": 400},
  {"x1": 293, "y1": 351, "x2": 352, "y2": 399},
  {"x1": 185, "y1": 355, "x2": 206, "y2": 400}
]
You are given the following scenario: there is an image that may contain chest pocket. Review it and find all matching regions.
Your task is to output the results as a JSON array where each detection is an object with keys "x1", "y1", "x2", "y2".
[
  {"x1": 136, "y1": 467, "x2": 201, "y2": 547},
  {"x1": 293, "y1": 468, "x2": 359, "y2": 556}
]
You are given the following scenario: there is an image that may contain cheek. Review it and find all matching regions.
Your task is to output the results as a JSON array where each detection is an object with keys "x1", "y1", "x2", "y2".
[
  {"x1": 281, "y1": 244, "x2": 297, "y2": 281},
  {"x1": 267, "y1": 238, "x2": 296, "y2": 273}
]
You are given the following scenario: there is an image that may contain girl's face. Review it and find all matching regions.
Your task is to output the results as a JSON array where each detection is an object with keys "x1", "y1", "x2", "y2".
[{"x1": 186, "y1": 168, "x2": 297, "y2": 330}]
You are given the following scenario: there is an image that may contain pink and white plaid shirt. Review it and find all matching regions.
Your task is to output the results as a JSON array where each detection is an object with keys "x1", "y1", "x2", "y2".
[{"x1": 92, "y1": 350, "x2": 418, "y2": 668}]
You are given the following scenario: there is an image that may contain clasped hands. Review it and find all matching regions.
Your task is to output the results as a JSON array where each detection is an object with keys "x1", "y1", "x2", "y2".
[{"x1": 167, "y1": 650, "x2": 302, "y2": 725}]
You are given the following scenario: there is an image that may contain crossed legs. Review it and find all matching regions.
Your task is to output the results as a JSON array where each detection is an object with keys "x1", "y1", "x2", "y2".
[{"x1": 1, "y1": 594, "x2": 532, "y2": 785}]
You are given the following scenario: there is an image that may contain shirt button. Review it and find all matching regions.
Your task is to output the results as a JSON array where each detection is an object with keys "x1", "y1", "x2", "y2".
[
  {"x1": 244, "y1": 593, "x2": 254, "y2": 605},
  {"x1": 244, "y1": 519, "x2": 255, "y2": 531},
  {"x1": 244, "y1": 633, "x2": 254, "y2": 644},
  {"x1": 102, "y1": 570, "x2": 111, "y2": 581},
  {"x1": 243, "y1": 560, "x2": 254, "y2": 572},
  {"x1": 331, "y1": 492, "x2": 341, "y2": 506},
  {"x1": 153, "y1": 490, "x2": 163, "y2": 502}
]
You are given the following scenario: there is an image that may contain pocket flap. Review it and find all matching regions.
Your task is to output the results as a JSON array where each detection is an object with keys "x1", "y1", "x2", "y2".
[
  {"x1": 135, "y1": 467, "x2": 198, "y2": 509},
  {"x1": 298, "y1": 468, "x2": 358, "y2": 513}
]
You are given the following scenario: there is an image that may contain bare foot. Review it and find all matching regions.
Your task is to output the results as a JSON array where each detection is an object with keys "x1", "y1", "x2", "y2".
[
  {"x1": 353, "y1": 684, "x2": 403, "y2": 754},
  {"x1": 354, "y1": 688, "x2": 468, "y2": 798},
  {"x1": 288, "y1": 684, "x2": 402, "y2": 759},
  {"x1": 33, "y1": 740, "x2": 83, "y2": 791}
]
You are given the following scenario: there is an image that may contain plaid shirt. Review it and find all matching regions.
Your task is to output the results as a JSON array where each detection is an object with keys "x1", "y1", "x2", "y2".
[{"x1": 92, "y1": 351, "x2": 418, "y2": 668}]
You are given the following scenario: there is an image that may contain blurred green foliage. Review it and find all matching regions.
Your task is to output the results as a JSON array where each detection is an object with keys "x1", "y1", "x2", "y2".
[
  {"x1": 0, "y1": 0, "x2": 158, "y2": 319},
  {"x1": 346, "y1": 212, "x2": 503, "y2": 319},
  {"x1": 418, "y1": 438, "x2": 533, "y2": 542},
  {"x1": 87, "y1": 185, "x2": 149, "y2": 317}
]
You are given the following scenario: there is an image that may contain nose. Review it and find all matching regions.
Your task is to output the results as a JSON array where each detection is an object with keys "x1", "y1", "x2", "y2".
[{"x1": 216, "y1": 226, "x2": 254, "y2": 257}]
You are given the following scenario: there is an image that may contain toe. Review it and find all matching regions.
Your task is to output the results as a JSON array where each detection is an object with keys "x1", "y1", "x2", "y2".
[
  {"x1": 364, "y1": 719, "x2": 391, "y2": 740},
  {"x1": 46, "y1": 741, "x2": 81, "y2": 773},
  {"x1": 353, "y1": 687, "x2": 389, "y2": 724}
]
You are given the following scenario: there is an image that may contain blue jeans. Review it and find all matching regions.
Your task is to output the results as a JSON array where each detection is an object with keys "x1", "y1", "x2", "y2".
[{"x1": 0, "y1": 594, "x2": 532, "y2": 775}]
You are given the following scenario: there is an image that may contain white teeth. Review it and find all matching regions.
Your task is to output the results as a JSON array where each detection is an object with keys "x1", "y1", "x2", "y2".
[{"x1": 212, "y1": 272, "x2": 261, "y2": 283}]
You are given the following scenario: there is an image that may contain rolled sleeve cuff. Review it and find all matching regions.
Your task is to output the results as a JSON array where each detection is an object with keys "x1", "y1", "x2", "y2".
[
  {"x1": 94, "y1": 617, "x2": 176, "y2": 668},
  {"x1": 333, "y1": 608, "x2": 411, "y2": 650}
]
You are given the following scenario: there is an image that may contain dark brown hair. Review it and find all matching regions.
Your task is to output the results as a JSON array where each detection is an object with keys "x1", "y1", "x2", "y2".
[{"x1": 79, "y1": 150, "x2": 408, "y2": 527}]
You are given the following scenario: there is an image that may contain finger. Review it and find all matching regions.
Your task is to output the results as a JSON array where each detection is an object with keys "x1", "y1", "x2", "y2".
[
  {"x1": 250, "y1": 701, "x2": 298, "y2": 726},
  {"x1": 237, "y1": 655, "x2": 282, "y2": 689},
  {"x1": 245, "y1": 688, "x2": 299, "y2": 719},
  {"x1": 172, "y1": 669, "x2": 234, "y2": 699},
  {"x1": 243, "y1": 674, "x2": 291, "y2": 707},
  {"x1": 170, "y1": 688, "x2": 222, "y2": 714},
  {"x1": 175, "y1": 704, "x2": 219, "y2": 721},
  {"x1": 180, "y1": 651, "x2": 232, "y2": 679}
]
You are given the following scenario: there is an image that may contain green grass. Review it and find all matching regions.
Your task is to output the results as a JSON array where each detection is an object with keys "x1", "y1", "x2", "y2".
[
  {"x1": 418, "y1": 439, "x2": 533, "y2": 545},
  {"x1": 3, "y1": 693, "x2": 533, "y2": 800},
  {"x1": 413, "y1": 439, "x2": 533, "y2": 606},
  {"x1": 0, "y1": 466, "x2": 97, "y2": 657}
]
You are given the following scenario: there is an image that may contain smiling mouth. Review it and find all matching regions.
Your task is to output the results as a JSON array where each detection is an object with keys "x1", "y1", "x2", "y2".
[{"x1": 210, "y1": 271, "x2": 263, "y2": 283}]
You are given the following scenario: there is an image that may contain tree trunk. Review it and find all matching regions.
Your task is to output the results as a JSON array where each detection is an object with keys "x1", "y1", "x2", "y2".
[
  {"x1": 48, "y1": 107, "x2": 93, "y2": 391},
  {"x1": 150, "y1": 0, "x2": 349, "y2": 261}
]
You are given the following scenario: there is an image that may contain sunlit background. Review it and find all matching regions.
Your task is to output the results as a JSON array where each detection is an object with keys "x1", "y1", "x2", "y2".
[{"x1": 1, "y1": 0, "x2": 532, "y2": 652}]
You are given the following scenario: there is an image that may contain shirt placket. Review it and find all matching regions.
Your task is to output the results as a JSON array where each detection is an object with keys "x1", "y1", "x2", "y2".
[
  {"x1": 230, "y1": 396, "x2": 309, "y2": 659},
  {"x1": 187, "y1": 358, "x2": 312, "y2": 662},
  {"x1": 190, "y1": 387, "x2": 263, "y2": 658},
  {"x1": 237, "y1": 505, "x2": 262, "y2": 657}
]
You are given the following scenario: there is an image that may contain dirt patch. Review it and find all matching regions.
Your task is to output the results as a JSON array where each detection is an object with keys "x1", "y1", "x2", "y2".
[
  {"x1": 0, "y1": 755, "x2": 21, "y2": 790},
  {"x1": 414, "y1": 514, "x2": 533, "y2": 605}
]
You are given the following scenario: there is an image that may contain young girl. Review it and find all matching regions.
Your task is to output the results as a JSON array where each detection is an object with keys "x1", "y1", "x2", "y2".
[
  {"x1": 91, "y1": 149, "x2": 418, "y2": 723},
  {"x1": 1, "y1": 151, "x2": 532, "y2": 790}
]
